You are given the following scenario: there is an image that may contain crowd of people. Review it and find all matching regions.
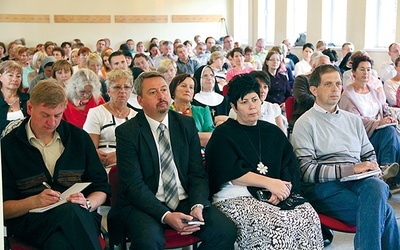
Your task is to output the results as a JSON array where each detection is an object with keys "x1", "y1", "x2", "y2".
[{"x1": 1, "y1": 35, "x2": 400, "y2": 249}]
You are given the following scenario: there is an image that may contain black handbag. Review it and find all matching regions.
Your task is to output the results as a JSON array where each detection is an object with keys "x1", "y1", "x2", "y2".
[{"x1": 256, "y1": 190, "x2": 306, "y2": 210}]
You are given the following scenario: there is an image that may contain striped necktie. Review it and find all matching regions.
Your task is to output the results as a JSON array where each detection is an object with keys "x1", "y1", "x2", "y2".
[{"x1": 158, "y1": 123, "x2": 179, "y2": 210}]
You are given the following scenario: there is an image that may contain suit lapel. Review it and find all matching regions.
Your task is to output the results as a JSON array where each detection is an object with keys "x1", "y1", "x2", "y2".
[
  {"x1": 137, "y1": 113, "x2": 159, "y2": 174},
  {"x1": 168, "y1": 112, "x2": 184, "y2": 171}
]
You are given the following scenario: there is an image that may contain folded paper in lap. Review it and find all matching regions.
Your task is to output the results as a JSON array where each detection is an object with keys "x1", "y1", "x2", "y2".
[
  {"x1": 29, "y1": 182, "x2": 91, "y2": 213},
  {"x1": 340, "y1": 169, "x2": 381, "y2": 182},
  {"x1": 376, "y1": 122, "x2": 398, "y2": 130}
]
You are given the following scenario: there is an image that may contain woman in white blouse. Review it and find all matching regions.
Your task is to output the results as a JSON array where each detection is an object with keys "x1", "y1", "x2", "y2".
[
  {"x1": 294, "y1": 43, "x2": 314, "y2": 77},
  {"x1": 83, "y1": 68, "x2": 137, "y2": 169}
]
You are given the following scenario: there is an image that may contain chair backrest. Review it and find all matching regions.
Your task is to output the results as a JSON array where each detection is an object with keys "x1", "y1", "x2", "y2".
[
  {"x1": 285, "y1": 96, "x2": 295, "y2": 122},
  {"x1": 108, "y1": 165, "x2": 120, "y2": 207}
]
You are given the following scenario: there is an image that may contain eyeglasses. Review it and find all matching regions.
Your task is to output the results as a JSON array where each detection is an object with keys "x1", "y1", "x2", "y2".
[
  {"x1": 78, "y1": 90, "x2": 93, "y2": 96},
  {"x1": 201, "y1": 74, "x2": 215, "y2": 79},
  {"x1": 111, "y1": 85, "x2": 133, "y2": 91}
]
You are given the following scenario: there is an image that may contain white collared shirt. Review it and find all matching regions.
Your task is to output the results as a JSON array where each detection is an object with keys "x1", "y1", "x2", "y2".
[
  {"x1": 144, "y1": 113, "x2": 188, "y2": 203},
  {"x1": 313, "y1": 103, "x2": 339, "y2": 114}
]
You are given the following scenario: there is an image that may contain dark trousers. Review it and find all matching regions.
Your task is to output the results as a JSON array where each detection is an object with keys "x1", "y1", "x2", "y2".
[
  {"x1": 7, "y1": 202, "x2": 102, "y2": 250},
  {"x1": 124, "y1": 199, "x2": 237, "y2": 250}
]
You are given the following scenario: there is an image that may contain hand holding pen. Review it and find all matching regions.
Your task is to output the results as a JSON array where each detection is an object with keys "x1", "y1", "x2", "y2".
[{"x1": 40, "y1": 182, "x2": 62, "y2": 204}]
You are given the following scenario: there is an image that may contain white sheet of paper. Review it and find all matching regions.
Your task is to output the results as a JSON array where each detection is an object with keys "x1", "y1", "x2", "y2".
[{"x1": 29, "y1": 182, "x2": 91, "y2": 213}]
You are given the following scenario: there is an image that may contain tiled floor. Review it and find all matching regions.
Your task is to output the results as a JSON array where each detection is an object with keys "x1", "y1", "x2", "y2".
[{"x1": 104, "y1": 189, "x2": 400, "y2": 250}]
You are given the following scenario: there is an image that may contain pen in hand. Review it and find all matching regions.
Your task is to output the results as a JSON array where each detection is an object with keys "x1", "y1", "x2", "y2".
[
  {"x1": 42, "y1": 182, "x2": 52, "y2": 189},
  {"x1": 42, "y1": 182, "x2": 62, "y2": 200}
]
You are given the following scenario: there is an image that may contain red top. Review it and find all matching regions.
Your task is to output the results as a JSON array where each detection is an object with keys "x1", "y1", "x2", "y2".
[{"x1": 63, "y1": 96, "x2": 105, "y2": 128}]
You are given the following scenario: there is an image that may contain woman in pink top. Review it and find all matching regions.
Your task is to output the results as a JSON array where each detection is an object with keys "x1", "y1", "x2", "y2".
[{"x1": 225, "y1": 48, "x2": 254, "y2": 82}]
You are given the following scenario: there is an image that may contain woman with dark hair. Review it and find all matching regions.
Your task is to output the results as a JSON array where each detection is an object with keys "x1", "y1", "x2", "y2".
[
  {"x1": 322, "y1": 48, "x2": 338, "y2": 64},
  {"x1": 0, "y1": 42, "x2": 7, "y2": 61},
  {"x1": 229, "y1": 71, "x2": 286, "y2": 135},
  {"x1": 206, "y1": 73, "x2": 323, "y2": 249},
  {"x1": 225, "y1": 48, "x2": 254, "y2": 82},
  {"x1": 170, "y1": 74, "x2": 214, "y2": 147},
  {"x1": 52, "y1": 59, "x2": 73, "y2": 88},
  {"x1": 0, "y1": 61, "x2": 29, "y2": 133},
  {"x1": 294, "y1": 43, "x2": 314, "y2": 76},
  {"x1": 340, "y1": 55, "x2": 400, "y2": 187},
  {"x1": 148, "y1": 43, "x2": 160, "y2": 67},
  {"x1": 263, "y1": 51, "x2": 292, "y2": 109}
]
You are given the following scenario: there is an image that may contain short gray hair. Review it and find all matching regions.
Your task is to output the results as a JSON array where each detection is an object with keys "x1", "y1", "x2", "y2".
[
  {"x1": 134, "y1": 71, "x2": 167, "y2": 96},
  {"x1": 65, "y1": 68, "x2": 102, "y2": 101}
]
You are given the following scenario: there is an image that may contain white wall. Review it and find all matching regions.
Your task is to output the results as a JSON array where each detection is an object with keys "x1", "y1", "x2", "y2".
[{"x1": 0, "y1": 0, "x2": 231, "y2": 50}]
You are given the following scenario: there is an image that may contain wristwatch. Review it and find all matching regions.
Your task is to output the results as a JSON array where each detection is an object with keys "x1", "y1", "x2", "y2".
[{"x1": 85, "y1": 199, "x2": 92, "y2": 211}]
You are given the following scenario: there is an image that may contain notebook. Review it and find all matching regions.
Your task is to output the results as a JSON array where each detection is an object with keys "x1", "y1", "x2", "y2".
[
  {"x1": 29, "y1": 182, "x2": 91, "y2": 213},
  {"x1": 376, "y1": 122, "x2": 397, "y2": 130},
  {"x1": 340, "y1": 169, "x2": 381, "y2": 182}
]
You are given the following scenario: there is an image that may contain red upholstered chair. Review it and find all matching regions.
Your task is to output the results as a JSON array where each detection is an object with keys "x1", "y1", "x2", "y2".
[
  {"x1": 318, "y1": 213, "x2": 356, "y2": 247},
  {"x1": 284, "y1": 96, "x2": 295, "y2": 137},
  {"x1": 108, "y1": 166, "x2": 201, "y2": 250},
  {"x1": 222, "y1": 84, "x2": 229, "y2": 96},
  {"x1": 318, "y1": 214, "x2": 356, "y2": 233},
  {"x1": 284, "y1": 96, "x2": 295, "y2": 122}
]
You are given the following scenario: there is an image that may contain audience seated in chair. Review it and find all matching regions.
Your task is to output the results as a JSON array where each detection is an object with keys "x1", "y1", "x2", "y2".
[
  {"x1": 2, "y1": 80, "x2": 110, "y2": 249},
  {"x1": 379, "y1": 42, "x2": 400, "y2": 83},
  {"x1": 339, "y1": 56, "x2": 400, "y2": 187},
  {"x1": 63, "y1": 68, "x2": 105, "y2": 128},
  {"x1": 83, "y1": 68, "x2": 137, "y2": 170},
  {"x1": 169, "y1": 74, "x2": 214, "y2": 147},
  {"x1": 292, "y1": 64, "x2": 400, "y2": 249},
  {"x1": 193, "y1": 65, "x2": 230, "y2": 126},
  {"x1": 207, "y1": 73, "x2": 323, "y2": 249},
  {"x1": 386, "y1": 56, "x2": 400, "y2": 107},
  {"x1": 107, "y1": 71, "x2": 237, "y2": 249},
  {"x1": 289, "y1": 54, "x2": 331, "y2": 127},
  {"x1": 0, "y1": 61, "x2": 29, "y2": 135},
  {"x1": 228, "y1": 71, "x2": 286, "y2": 135}
]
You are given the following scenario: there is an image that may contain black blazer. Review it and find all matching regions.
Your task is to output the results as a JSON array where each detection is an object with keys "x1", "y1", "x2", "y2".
[{"x1": 108, "y1": 111, "x2": 210, "y2": 241}]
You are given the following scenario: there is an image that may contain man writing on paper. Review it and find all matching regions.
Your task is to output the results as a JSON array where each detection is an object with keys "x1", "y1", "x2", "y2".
[
  {"x1": 107, "y1": 72, "x2": 236, "y2": 249},
  {"x1": 2, "y1": 80, "x2": 110, "y2": 250},
  {"x1": 291, "y1": 64, "x2": 400, "y2": 249}
]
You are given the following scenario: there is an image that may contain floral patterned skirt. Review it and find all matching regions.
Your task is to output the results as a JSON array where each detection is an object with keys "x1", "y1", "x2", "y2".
[{"x1": 214, "y1": 196, "x2": 324, "y2": 250}]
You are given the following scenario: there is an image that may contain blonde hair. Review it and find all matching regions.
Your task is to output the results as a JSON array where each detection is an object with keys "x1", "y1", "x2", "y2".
[
  {"x1": 69, "y1": 48, "x2": 79, "y2": 65},
  {"x1": 209, "y1": 51, "x2": 224, "y2": 64},
  {"x1": 86, "y1": 53, "x2": 103, "y2": 67},
  {"x1": 0, "y1": 61, "x2": 23, "y2": 93},
  {"x1": 65, "y1": 68, "x2": 102, "y2": 102},
  {"x1": 32, "y1": 51, "x2": 47, "y2": 71},
  {"x1": 30, "y1": 80, "x2": 67, "y2": 108},
  {"x1": 157, "y1": 59, "x2": 177, "y2": 74},
  {"x1": 105, "y1": 68, "x2": 133, "y2": 88}
]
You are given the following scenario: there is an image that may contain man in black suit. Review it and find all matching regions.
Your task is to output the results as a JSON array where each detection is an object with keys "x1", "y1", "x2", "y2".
[{"x1": 108, "y1": 71, "x2": 236, "y2": 249}]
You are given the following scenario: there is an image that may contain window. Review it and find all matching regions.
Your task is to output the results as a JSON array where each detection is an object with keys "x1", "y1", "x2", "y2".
[
  {"x1": 258, "y1": 0, "x2": 275, "y2": 45},
  {"x1": 233, "y1": 0, "x2": 249, "y2": 46},
  {"x1": 287, "y1": 0, "x2": 307, "y2": 44},
  {"x1": 366, "y1": 0, "x2": 397, "y2": 48},
  {"x1": 321, "y1": 0, "x2": 347, "y2": 46}
]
